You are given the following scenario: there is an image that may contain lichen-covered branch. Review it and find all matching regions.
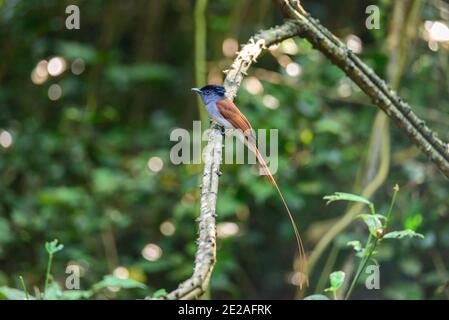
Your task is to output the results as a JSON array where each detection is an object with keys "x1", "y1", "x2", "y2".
[
  {"x1": 223, "y1": 20, "x2": 304, "y2": 99},
  {"x1": 163, "y1": 124, "x2": 222, "y2": 300},
  {"x1": 162, "y1": 23, "x2": 301, "y2": 300}
]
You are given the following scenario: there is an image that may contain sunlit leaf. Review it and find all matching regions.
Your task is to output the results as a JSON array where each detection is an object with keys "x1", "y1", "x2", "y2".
[
  {"x1": 45, "y1": 239, "x2": 64, "y2": 255},
  {"x1": 325, "y1": 271, "x2": 345, "y2": 292},
  {"x1": 152, "y1": 288, "x2": 167, "y2": 299}
]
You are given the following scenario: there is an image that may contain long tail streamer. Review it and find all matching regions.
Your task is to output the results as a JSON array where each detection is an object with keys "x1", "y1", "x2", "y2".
[{"x1": 243, "y1": 135, "x2": 308, "y2": 289}]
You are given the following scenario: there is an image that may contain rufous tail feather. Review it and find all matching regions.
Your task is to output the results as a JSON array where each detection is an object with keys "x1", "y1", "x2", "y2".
[{"x1": 243, "y1": 137, "x2": 308, "y2": 289}]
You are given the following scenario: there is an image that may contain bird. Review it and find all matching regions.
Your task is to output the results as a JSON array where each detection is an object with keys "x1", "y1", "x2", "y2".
[{"x1": 192, "y1": 84, "x2": 308, "y2": 288}]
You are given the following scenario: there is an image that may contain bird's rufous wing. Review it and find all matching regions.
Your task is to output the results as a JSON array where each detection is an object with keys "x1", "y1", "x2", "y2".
[
  {"x1": 216, "y1": 98, "x2": 253, "y2": 135},
  {"x1": 216, "y1": 97, "x2": 308, "y2": 288}
]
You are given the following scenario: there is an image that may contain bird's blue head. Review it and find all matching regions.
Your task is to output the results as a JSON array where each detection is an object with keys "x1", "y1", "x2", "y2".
[{"x1": 191, "y1": 85, "x2": 226, "y2": 105}]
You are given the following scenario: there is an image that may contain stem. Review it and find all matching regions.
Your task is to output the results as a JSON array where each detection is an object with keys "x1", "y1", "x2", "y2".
[
  {"x1": 194, "y1": 0, "x2": 209, "y2": 125},
  {"x1": 19, "y1": 276, "x2": 29, "y2": 300},
  {"x1": 315, "y1": 242, "x2": 339, "y2": 293},
  {"x1": 345, "y1": 238, "x2": 379, "y2": 300},
  {"x1": 385, "y1": 185, "x2": 399, "y2": 232},
  {"x1": 43, "y1": 253, "x2": 53, "y2": 298}
]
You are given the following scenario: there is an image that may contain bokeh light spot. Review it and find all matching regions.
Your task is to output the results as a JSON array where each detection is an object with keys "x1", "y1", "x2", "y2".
[
  {"x1": 0, "y1": 130, "x2": 13, "y2": 148},
  {"x1": 31, "y1": 60, "x2": 49, "y2": 85},
  {"x1": 285, "y1": 62, "x2": 302, "y2": 77},
  {"x1": 71, "y1": 58, "x2": 85, "y2": 75},
  {"x1": 222, "y1": 38, "x2": 238, "y2": 57},
  {"x1": 160, "y1": 221, "x2": 176, "y2": 236},
  {"x1": 346, "y1": 34, "x2": 363, "y2": 53},
  {"x1": 48, "y1": 84, "x2": 62, "y2": 101},
  {"x1": 217, "y1": 222, "x2": 239, "y2": 239},
  {"x1": 113, "y1": 266, "x2": 129, "y2": 279},
  {"x1": 47, "y1": 57, "x2": 67, "y2": 76},
  {"x1": 142, "y1": 243, "x2": 162, "y2": 261},
  {"x1": 280, "y1": 39, "x2": 299, "y2": 55},
  {"x1": 147, "y1": 156, "x2": 164, "y2": 172},
  {"x1": 262, "y1": 94, "x2": 280, "y2": 110},
  {"x1": 243, "y1": 76, "x2": 263, "y2": 95},
  {"x1": 429, "y1": 21, "x2": 449, "y2": 42}
]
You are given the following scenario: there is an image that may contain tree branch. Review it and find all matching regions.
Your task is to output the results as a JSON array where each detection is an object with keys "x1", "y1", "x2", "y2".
[
  {"x1": 162, "y1": 22, "x2": 302, "y2": 300},
  {"x1": 163, "y1": 123, "x2": 222, "y2": 300}
]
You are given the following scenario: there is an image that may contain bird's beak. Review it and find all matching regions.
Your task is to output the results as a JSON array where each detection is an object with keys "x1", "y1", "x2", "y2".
[{"x1": 191, "y1": 88, "x2": 201, "y2": 94}]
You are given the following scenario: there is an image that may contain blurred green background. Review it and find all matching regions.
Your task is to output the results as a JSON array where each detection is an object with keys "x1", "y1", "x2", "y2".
[{"x1": 0, "y1": 0, "x2": 448, "y2": 299}]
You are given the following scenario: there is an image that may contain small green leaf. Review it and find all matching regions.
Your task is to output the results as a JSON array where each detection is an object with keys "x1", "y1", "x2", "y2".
[
  {"x1": 152, "y1": 288, "x2": 167, "y2": 299},
  {"x1": 325, "y1": 271, "x2": 345, "y2": 292},
  {"x1": 357, "y1": 214, "x2": 383, "y2": 237},
  {"x1": 383, "y1": 230, "x2": 424, "y2": 240},
  {"x1": 0, "y1": 287, "x2": 35, "y2": 300},
  {"x1": 330, "y1": 271, "x2": 345, "y2": 289},
  {"x1": 304, "y1": 294, "x2": 330, "y2": 300},
  {"x1": 347, "y1": 240, "x2": 362, "y2": 252},
  {"x1": 324, "y1": 192, "x2": 372, "y2": 207},
  {"x1": 404, "y1": 213, "x2": 423, "y2": 231},
  {"x1": 45, "y1": 239, "x2": 64, "y2": 255}
]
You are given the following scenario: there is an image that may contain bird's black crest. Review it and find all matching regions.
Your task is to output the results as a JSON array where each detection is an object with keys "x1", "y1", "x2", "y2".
[{"x1": 200, "y1": 85, "x2": 226, "y2": 96}]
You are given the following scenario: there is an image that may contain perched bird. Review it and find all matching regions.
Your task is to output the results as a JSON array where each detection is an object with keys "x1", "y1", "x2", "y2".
[{"x1": 192, "y1": 84, "x2": 308, "y2": 288}]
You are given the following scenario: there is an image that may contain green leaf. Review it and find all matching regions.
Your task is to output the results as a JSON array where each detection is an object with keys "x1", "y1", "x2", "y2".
[
  {"x1": 383, "y1": 230, "x2": 424, "y2": 240},
  {"x1": 0, "y1": 287, "x2": 35, "y2": 300},
  {"x1": 404, "y1": 213, "x2": 423, "y2": 231},
  {"x1": 92, "y1": 275, "x2": 147, "y2": 291},
  {"x1": 325, "y1": 271, "x2": 345, "y2": 292},
  {"x1": 45, "y1": 239, "x2": 64, "y2": 255},
  {"x1": 304, "y1": 294, "x2": 330, "y2": 300},
  {"x1": 324, "y1": 192, "x2": 372, "y2": 207},
  {"x1": 356, "y1": 214, "x2": 383, "y2": 237},
  {"x1": 152, "y1": 288, "x2": 167, "y2": 299},
  {"x1": 347, "y1": 240, "x2": 362, "y2": 252}
]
